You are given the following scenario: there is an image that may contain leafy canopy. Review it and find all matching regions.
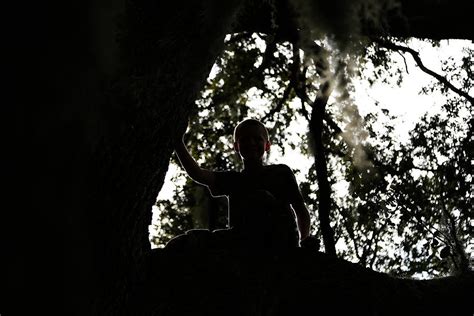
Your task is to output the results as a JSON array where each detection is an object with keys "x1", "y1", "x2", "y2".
[{"x1": 151, "y1": 33, "x2": 472, "y2": 279}]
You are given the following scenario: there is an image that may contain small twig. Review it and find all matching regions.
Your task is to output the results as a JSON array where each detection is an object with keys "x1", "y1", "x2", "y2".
[
  {"x1": 407, "y1": 200, "x2": 453, "y2": 245},
  {"x1": 369, "y1": 222, "x2": 387, "y2": 269},
  {"x1": 412, "y1": 165, "x2": 438, "y2": 172},
  {"x1": 299, "y1": 97, "x2": 310, "y2": 121},
  {"x1": 395, "y1": 50, "x2": 409, "y2": 74},
  {"x1": 336, "y1": 204, "x2": 361, "y2": 260}
]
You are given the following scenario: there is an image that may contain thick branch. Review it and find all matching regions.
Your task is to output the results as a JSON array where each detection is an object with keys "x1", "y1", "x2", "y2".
[
  {"x1": 291, "y1": 35, "x2": 338, "y2": 256},
  {"x1": 309, "y1": 82, "x2": 337, "y2": 256},
  {"x1": 376, "y1": 40, "x2": 474, "y2": 105},
  {"x1": 149, "y1": 249, "x2": 474, "y2": 315}
]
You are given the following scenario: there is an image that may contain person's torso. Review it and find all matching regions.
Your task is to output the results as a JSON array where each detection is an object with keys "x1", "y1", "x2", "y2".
[{"x1": 229, "y1": 164, "x2": 293, "y2": 203}]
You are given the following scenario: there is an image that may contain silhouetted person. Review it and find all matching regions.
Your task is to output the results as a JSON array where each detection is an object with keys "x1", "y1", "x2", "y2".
[{"x1": 173, "y1": 118, "x2": 312, "y2": 250}]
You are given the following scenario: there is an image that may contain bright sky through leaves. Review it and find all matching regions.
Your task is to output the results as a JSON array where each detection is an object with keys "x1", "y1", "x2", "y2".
[
  {"x1": 151, "y1": 37, "x2": 472, "y2": 278},
  {"x1": 157, "y1": 39, "x2": 472, "y2": 201}
]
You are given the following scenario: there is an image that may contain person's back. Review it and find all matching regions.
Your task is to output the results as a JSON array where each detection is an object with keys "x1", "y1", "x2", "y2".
[{"x1": 174, "y1": 118, "x2": 311, "y2": 250}]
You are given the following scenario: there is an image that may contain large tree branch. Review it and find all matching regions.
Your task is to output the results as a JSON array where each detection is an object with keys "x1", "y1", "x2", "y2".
[
  {"x1": 375, "y1": 40, "x2": 474, "y2": 105},
  {"x1": 290, "y1": 33, "x2": 338, "y2": 256},
  {"x1": 149, "y1": 249, "x2": 474, "y2": 315},
  {"x1": 292, "y1": 38, "x2": 341, "y2": 256},
  {"x1": 308, "y1": 82, "x2": 337, "y2": 256}
]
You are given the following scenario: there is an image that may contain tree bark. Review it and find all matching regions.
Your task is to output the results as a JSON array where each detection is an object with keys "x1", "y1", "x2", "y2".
[
  {"x1": 5, "y1": 1, "x2": 242, "y2": 315},
  {"x1": 87, "y1": 1, "x2": 244, "y2": 314}
]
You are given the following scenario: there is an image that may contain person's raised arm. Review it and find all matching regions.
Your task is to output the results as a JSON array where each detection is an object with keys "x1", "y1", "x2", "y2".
[{"x1": 174, "y1": 137, "x2": 216, "y2": 187}]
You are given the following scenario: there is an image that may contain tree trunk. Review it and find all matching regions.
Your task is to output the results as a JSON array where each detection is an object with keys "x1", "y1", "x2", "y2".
[
  {"x1": 87, "y1": 1, "x2": 244, "y2": 314},
  {"x1": 5, "y1": 1, "x2": 242, "y2": 315}
]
